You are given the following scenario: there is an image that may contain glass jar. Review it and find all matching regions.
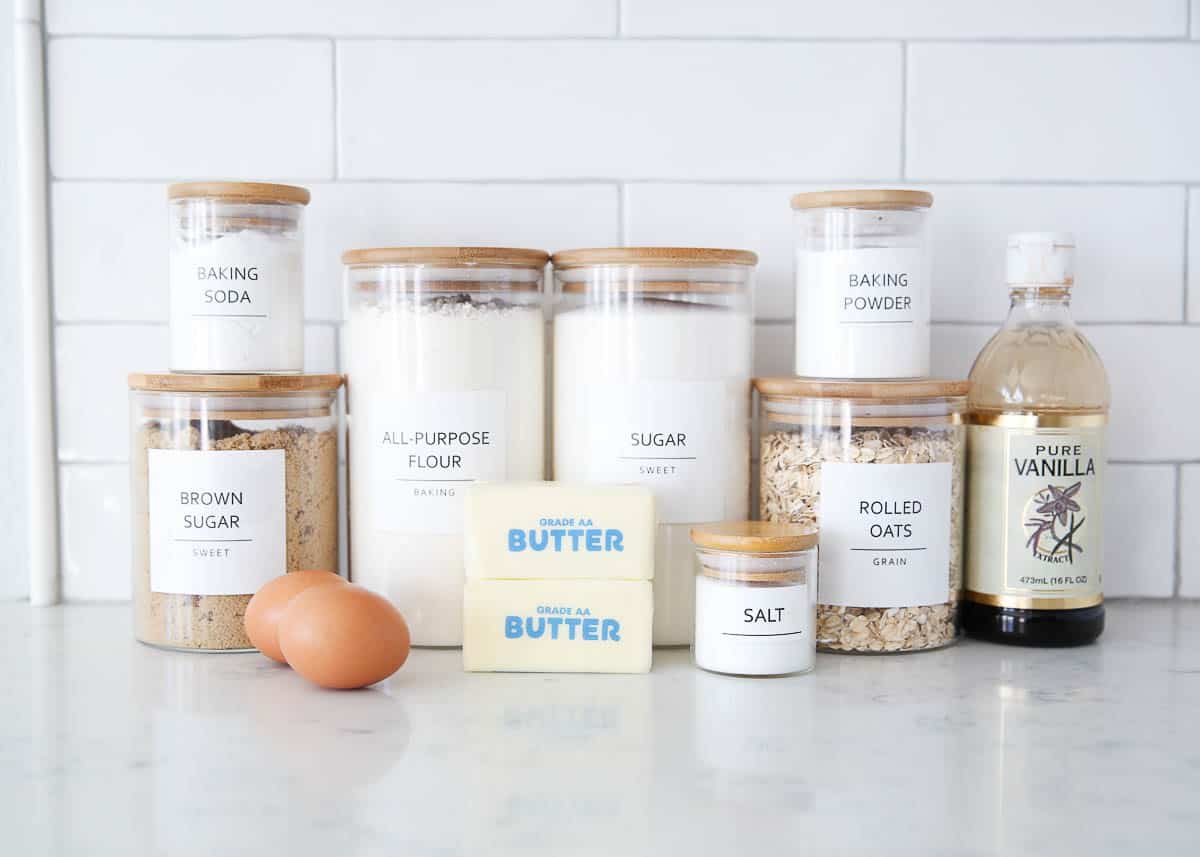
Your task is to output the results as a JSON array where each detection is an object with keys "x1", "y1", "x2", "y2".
[
  {"x1": 755, "y1": 377, "x2": 966, "y2": 653},
  {"x1": 551, "y1": 248, "x2": 756, "y2": 646},
  {"x1": 168, "y1": 181, "x2": 309, "y2": 374},
  {"x1": 129, "y1": 373, "x2": 342, "y2": 651},
  {"x1": 342, "y1": 247, "x2": 548, "y2": 647},
  {"x1": 964, "y1": 233, "x2": 1109, "y2": 646},
  {"x1": 691, "y1": 522, "x2": 818, "y2": 677},
  {"x1": 791, "y1": 189, "x2": 933, "y2": 379}
]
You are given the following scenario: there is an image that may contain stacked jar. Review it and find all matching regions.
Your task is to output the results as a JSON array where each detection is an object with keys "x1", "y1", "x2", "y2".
[
  {"x1": 129, "y1": 182, "x2": 344, "y2": 652},
  {"x1": 754, "y1": 189, "x2": 966, "y2": 654},
  {"x1": 551, "y1": 248, "x2": 756, "y2": 646}
]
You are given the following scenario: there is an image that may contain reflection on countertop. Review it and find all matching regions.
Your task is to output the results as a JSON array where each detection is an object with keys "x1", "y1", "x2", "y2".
[{"x1": 3, "y1": 602, "x2": 1199, "y2": 856}]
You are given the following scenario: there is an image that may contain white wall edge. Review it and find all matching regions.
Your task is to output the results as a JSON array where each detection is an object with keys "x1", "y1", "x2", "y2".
[{"x1": 15, "y1": 8, "x2": 60, "y2": 605}]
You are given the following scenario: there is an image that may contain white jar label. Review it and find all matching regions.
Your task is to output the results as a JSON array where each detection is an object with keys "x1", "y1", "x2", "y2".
[
  {"x1": 694, "y1": 577, "x2": 814, "y2": 675},
  {"x1": 170, "y1": 233, "x2": 298, "y2": 321},
  {"x1": 817, "y1": 461, "x2": 951, "y2": 607},
  {"x1": 585, "y1": 381, "x2": 729, "y2": 524},
  {"x1": 794, "y1": 247, "x2": 929, "y2": 377},
  {"x1": 148, "y1": 449, "x2": 286, "y2": 595},
  {"x1": 966, "y1": 425, "x2": 1104, "y2": 606},
  {"x1": 363, "y1": 391, "x2": 507, "y2": 535}
]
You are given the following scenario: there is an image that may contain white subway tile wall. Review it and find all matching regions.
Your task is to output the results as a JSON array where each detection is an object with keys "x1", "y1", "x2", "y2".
[{"x1": 33, "y1": 0, "x2": 1200, "y2": 601}]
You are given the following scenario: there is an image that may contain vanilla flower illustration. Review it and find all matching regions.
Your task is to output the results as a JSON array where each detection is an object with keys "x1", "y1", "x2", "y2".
[{"x1": 1036, "y1": 482, "x2": 1082, "y2": 526}]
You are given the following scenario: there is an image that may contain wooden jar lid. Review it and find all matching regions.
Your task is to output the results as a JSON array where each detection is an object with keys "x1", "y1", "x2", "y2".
[
  {"x1": 552, "y1": 247, "x2": 758, "y2": 269},
  {"x1": 754, "y1": 377, "x2": 968, "y2": 402},
  {"x1": 168, "y1": 181, "x2": 311, "y2": 206},
  {"x1": 690, "y1": 521, "x2": 818, "y2": 553},
  {"x1": 342, "y1": 247, "x2": 550, "y2": 269},
  {"x1": 790, "y1": 189, "x2": 933, "y2": 210},
  {"x1": 128, "y1": 373, "x2": 343, "y2": 393}
]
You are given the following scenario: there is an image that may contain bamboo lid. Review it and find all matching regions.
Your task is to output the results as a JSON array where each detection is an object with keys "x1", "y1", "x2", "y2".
[
  {"x1": 552, "y1": 247, "x2": 758, "y2": 269},
  {"x1": 754, "y1": 377, "x2": 968, "y2": 401},
  {"x1": 168, "y1": 182, "x2": 311, "y2": 206},
  {"x1": 790, "y1": 189, "x2": 933, "y2": 211},
  {"x1": 342, "y1": 247, "x2": 550, "y2": 269},
  {"x1": 690, "y1": 521, "x2": 818, "y2": 553},
  {"x1": 129, "y1": 373, "x2": 343, "y2": 393}
]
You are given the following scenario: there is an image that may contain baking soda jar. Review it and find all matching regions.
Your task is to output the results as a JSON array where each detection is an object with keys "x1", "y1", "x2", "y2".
[
  {"x1": 791, "y1": 189, "x2": 933, "y2": 379},
  {"x1": 343, "y1": 247, "x2": 548, "y2": 647},
  {"x1": 691, "y1": 522, "x2": 818, "y2": 677},
  {"x1": 168, "y1": 182, "x2": 309, "y2": 374},
  {"x1": 551, "y1": 248, "x2": 756, "y2": 646}
]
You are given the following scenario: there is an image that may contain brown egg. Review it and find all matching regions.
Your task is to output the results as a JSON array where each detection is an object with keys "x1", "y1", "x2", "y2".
[
  {"x1": 245, "y1": 570, "x2": 346, "y2": 663},
  {"x1": 278, "y1": 584, "x2": 411, "y2": 690}
]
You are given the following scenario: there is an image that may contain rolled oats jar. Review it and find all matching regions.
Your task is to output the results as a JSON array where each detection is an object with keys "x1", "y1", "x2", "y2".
[
  {"x1": 552, "y1": 248, "x2": 756, "y2": 646},
  {"x1": 691, "y1": 522, "x2": 818, "y2": 677},
  {"x1": 342, "y1": 247, "x2": 548, "y2": 647},
  {"x1": 791, "y1": 189, "x2": 933, "y2": 379},
  {"x1": 129, "y1": 373, "x2": 342, "y2": 651},
  {"x1": 755, "y1": 377, "x2": 966, "y2": 653},
  {"x1": 168, "y1": 181, "x2": 309, "y2": 374}
]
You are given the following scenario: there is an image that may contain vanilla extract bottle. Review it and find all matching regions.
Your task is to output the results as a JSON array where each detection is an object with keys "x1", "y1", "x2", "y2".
[{"x1": 963, "y1": 233, "x2": 1108, "y2": 646}]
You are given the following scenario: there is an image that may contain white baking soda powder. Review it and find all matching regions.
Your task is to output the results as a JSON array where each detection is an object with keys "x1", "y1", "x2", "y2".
[{"x1": 169, "y1": 229, "x2": 304, "y2": 373}]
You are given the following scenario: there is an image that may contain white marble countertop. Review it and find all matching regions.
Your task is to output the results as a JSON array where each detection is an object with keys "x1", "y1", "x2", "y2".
[{"x1": 3, "y1": 602, "x2": 1198, "y2": 856}]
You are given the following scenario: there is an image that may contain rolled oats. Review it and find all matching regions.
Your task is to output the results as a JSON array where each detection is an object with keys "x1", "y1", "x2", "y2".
[{"x1": 760, "y1": 421, "x2": 964, "y2": 653}]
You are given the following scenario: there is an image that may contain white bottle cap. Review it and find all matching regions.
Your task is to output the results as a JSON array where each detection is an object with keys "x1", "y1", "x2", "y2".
[{"x1": 1006, "y1": 232, "x2": 1075, "y2": 286}]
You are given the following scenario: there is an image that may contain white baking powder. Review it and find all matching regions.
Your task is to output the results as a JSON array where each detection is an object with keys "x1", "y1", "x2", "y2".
[
  {"x1": 345, "y1": 296, "x2": 544, "y2": 646},
  {"x1": 169, "y1": 229, "x2": 304, "y2": 373},
  {"x1": 553, "y1": 302, "x2": 752, "y2": 645}
]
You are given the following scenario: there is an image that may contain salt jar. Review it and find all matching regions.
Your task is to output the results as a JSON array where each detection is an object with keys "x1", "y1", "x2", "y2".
[
  {"x1": 342, "y1": 247, "x2": 548, "y2": 647},
  {"x1": 691, "y1": 522, "x2": 818, "y2": 677},
  {"x1": 792, "y1": 189, "x2": 933, "y2": 379},
  {"x1": 168, "y1": 182, "x2": 309, "y2": 373},
  {"x1": 551, "y1": 247, "x2": 756, "y2": 646}
]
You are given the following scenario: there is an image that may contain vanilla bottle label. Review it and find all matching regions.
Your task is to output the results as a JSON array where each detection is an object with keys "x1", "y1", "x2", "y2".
[{"x1": 966, "y1": 422, "x2": 1105, "y2": 608}]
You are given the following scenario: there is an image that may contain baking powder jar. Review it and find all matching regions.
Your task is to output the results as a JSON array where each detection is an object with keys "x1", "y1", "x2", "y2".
[{"x1": 690, "y1": 522, "x2": 818, "y2": 677}]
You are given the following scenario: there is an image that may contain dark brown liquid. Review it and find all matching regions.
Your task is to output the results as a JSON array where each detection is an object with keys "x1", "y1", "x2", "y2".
[{"x1": 962, "y1": 601, "x2": 1104, "y2": 647}]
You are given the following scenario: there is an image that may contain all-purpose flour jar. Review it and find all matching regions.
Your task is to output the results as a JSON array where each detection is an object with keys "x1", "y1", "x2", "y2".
[
  {"x1": 792, "y1": 189, "x2": 933, "y2": 379},
  {"x1": 551, "y1": 248, "x2": 756, "y2": 646},
  {"x1": 343, "y1": 247, "x2": 548, "y2": 646},
  {"x1": 168, "y1": 182, "x2": 309, "y2": 374}
]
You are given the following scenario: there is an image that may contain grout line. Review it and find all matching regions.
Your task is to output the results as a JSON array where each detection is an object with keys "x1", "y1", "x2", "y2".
[
  {"x1": 617, "y1": 182, "x2": 628, "y2": 244},
  {"x1": 48, "y1": 176, "x2": 1200, "y2": 187},
  {"x1": 53, "y1": 318, "x2": 342, "y2": 327},
  {"x1": 899, "y1": 42, "x2": 908, "y2": 180},
  {"x1": 42, "y1": 33, "x2": 1200, "y2": 44},
  {"x1": 1183, "y1": 187, "x2": 1191, "y2": 321},
  {"x1": 758, "y1": 317, "x2": 1200, "y2": 328},
  {"x1": 1174, "y1": 463, "x2": 1183, "y2": 597},
  {"x1": 331, "y1": 39, "x2": 340, "y2": 179}
]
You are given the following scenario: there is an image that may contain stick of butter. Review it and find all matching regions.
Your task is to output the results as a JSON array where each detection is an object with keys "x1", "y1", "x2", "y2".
[
  {"x1": 464, "y1": 482, "x2": 655, "y2": 581},
  {"x1": 463, "y1": 482, "x2": 655, "y2": 673},
  {"x1": 463, "y1": 579, "x2": 653, "y2": 674}
]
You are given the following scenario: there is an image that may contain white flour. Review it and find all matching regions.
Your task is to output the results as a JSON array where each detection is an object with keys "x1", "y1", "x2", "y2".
[
  {"x1": 345, "y1": 296, "x2": 544, "y2": 646},
  {"x1": 169, "y1": 228, "x2": 304, "y2": 373},
  {"x1": 553, "y1": 301, "x2": 752, "y2": 645}
]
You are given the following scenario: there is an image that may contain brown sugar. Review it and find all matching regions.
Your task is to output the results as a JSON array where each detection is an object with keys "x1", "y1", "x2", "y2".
[{"x1": 132, "y1": 420, "x2": 338, "y2": 651}]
